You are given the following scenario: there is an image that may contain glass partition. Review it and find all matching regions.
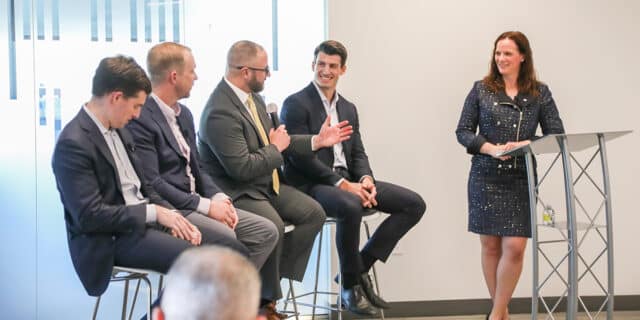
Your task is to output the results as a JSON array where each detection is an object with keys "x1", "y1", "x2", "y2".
[{"x1": 0, "y1": 0, "x2": 327, "y2": 318}]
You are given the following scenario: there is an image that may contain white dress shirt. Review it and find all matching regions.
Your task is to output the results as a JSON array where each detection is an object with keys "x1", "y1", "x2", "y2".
[
  {"x1": 151, "y1": 93, "x2": 228, "y2": 215},
  {"x1": 83, "y1": 105, "x2": 157, "y2": 223}
]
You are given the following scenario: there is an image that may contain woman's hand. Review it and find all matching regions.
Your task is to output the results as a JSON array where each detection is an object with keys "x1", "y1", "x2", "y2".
[
  {"x1": 480, "y1": 140, "x2": 531, "y2": 160},
  {"x1": 502, "y1": 140, "x2": 530, "y2": 153},
  {"x1": 480, "y1": 143, "x2": 511, "y2": 160}
]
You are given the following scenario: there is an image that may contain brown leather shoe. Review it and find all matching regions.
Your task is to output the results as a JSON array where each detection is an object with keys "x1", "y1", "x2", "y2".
[
  {"x1": 259, "y1": 306, "x2": 278, "y2": 320},
  {"x1": 262, "y1": 302, "x2": 288, "y2": 320}
]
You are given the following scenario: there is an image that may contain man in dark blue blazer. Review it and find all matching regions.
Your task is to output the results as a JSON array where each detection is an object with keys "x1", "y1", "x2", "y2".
[
  {"x1": 127, "y1": 43, "x2": 277, "y2": 274},
  {"x1": 52, "y1": 55, "x2": 247, "y2": 297},
  {"x1": 281, "y1": 40, "x2": 427, "y2": 315}
]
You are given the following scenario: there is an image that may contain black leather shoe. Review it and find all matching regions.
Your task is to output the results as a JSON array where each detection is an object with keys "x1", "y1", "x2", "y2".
[
  {"x1": 359, "y1": 273, "x2": 390, "y2": 309},
  {"x1": 340, "y1": 284, "x2": 379, "y2": 316}
]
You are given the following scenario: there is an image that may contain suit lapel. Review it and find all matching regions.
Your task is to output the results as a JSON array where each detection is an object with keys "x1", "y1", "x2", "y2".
[
  {"x1": 78, "y1": 108, "x2": 122, "y2": 190},
  {"x1": 305, "y1": 83, "x2": 336, "y2": 164},
  {"x1": 147, "y1": 98, "x2": 185, "y2": 159},
  {"x1": 220, "y1": 80, "x2": 270, "y2": 146},
  {"x1": 306, "y1": 83, "x2": 328, "y2": 121},
  {"x1": 176, "y1": 109, "x2": 200, "y2": 172},
  {"x1": 118, "y1": 127, "x2": 153, "y2": 197},
  {"x1": 250, "y1": 93, "x2": 273, "y2": 132},
  {"x1": 176, "y1": 109, "x2": 193, "y2": 147},
  {"x1": 335, "y1": 97, "x2": 351, "y2": 161}
]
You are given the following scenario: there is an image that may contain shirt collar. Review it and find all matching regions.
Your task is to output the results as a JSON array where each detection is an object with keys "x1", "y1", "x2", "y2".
[
  {"x1": 225, "y1": 77, "x2": 251, "y2": 105},
  {"x1": 312, "y1": 81, "x2": 339, "y2": 106},
  {"x1": 151, "y1": 92, "x2": 181, "y2": 120},
  {"x1": 83, "y1": 104, "x2": 110, "y2": 135}
]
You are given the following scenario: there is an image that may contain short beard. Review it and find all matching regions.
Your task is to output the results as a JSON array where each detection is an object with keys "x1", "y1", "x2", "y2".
[{"x1": 248, "y1": 76, "x2": 264, "y2": 93}]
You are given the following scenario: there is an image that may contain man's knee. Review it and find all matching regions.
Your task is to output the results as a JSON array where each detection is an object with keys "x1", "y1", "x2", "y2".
[
  {"x1": 202, "y1": 230, "x2": 249, "y2": 257},
  {"x1": 327, "y1": 194, "x2": 362, "y2": 222},
  {"x1": 339, "y1": 201, "x2": 365, "y2": 226},
  {"x1": 306, "y1": 200, "x2": 327, "y2": 229},
  {"x1": 228, "y1": 239, "x2": 251, "y2": 257},
  {"x1": 405, "y1": 192, "x2": 427, "y2": 223},
  {"x1": 261, "y1": 220, "x2": 279, "y2": 250}
]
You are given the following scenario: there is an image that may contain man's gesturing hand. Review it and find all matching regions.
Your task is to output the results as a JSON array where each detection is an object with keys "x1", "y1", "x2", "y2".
[{"x1": 315, "y1": 115, "x2": 352, "y2": 148}]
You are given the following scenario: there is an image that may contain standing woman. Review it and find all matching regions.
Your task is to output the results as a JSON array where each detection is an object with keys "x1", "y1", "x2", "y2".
[{"x1": 456, "y1": 31, "x2": 564, "y2": 320}]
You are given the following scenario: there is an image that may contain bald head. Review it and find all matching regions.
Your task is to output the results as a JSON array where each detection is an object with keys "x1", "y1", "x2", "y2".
[
  {"x1": 159, "y1": 246, "x2": 261, "y2": 320},
  {"x1": 224, "y1": 41, "x2": 270, "y2": 93},
  {"x1": 226, "y1": 40, "x2": 265, "y2": 75},
  {"x1": 147, "y1": 42, "x2": 191, "y2": 85}
]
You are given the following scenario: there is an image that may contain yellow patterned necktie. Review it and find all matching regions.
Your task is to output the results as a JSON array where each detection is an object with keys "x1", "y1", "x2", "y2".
[{"x1": 247, "y1": 94, "x2": 280, "y2": 194}]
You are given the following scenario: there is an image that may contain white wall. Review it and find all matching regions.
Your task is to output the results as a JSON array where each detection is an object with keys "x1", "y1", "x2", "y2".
[{"x1": 325, "y1": 0, "x2": 640, "y2": 301}]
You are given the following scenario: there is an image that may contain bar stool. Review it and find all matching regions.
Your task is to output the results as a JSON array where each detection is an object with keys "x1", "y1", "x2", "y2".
[
  {"x1": 281, "y1": 222, "x2": 301, "y2": 320},
  {"x1": 286, "y1": 209, "x2": 386, "y2": 320},
  {"x1": 91, "y1": 266, "x2": 163, "y2": 320}
]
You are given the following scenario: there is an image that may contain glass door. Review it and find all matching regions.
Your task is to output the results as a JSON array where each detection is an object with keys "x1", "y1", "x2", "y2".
[{"x1": 1, "y1": 0, "x2": 327, "y2": 317}]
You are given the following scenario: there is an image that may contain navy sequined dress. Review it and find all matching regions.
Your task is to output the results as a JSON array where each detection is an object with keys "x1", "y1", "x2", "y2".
[{"x1": 456, "y1": 80, "x2": 564, "y2": 237}]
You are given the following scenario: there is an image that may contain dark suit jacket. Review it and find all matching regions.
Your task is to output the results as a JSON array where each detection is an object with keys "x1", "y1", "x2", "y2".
[
  {"x1": 197, "y1": 78, "x2": 314, "y2": 200},
  {"x1": 281, "y1": 82, "x2": 374, "y2": 192},
  {"x1": 126, "y1": 96, "x2": 222, "y2": 211},
  {"x1": 52, "y1": 108, "x2": 172, "y2": 296}
]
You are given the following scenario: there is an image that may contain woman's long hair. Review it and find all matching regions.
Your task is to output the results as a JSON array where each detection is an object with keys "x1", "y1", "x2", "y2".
[{"x1": 482, "y1": 31, "x2": 540, "y2": 97}]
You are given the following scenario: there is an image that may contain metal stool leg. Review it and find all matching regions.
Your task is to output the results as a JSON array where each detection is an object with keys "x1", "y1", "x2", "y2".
[
  {"x1": 337, "y1": 268, "x2": 343, "y2": 320},
  {"x1": 370, "y1": 263, "x2": 384, "y2": 319},
  {"x1": 283, "y1": 281, "x2": 292, "y2": 311},
  {"x1": 92, "y1": 296, "x2": 101, "y2": 320},
  {"x1": 124, "y1": 275, "x2": 153, "y2": 320},
  {"x1": 144, "y1": 276, "x2": 152, "y2": 320},
  {"x1": 288, "y1": 279, "x2": 300, "y2": 320},
  {"x1": 157, "y1": 275, "x2": 164, "y2": 297},
  {"x1": 364, "y1": 220, "x2": 384, "y2": 319},
  {"x1": 311, "y1": 225, "x2": 324, "y2": 320},
  {"x1": 128, "y1": 279, "x2": 142, "y2": 320},
  {"x1": 121, "y1": 280, "x2": 130, "y2": 320}
]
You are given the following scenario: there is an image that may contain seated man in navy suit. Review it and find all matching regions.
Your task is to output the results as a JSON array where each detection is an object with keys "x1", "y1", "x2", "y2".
[
  {"x1": 127, "y1": 42, "x2": 277, "y2": 271},
  {"x1": 51, "y1": 55, "x2": 248, "y2": 298},
  {"x1": 281, "y1": 40, "x2": 427, "y2": 316}
]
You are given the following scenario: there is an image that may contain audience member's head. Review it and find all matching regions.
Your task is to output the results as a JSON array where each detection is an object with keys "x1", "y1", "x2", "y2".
[{"x1": 153, "y1": 246, "x2": 263, "y2": 320}]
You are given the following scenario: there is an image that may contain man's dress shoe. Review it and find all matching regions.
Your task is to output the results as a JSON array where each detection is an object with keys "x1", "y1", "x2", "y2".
[
  {"x1": 359, "y1": 272, "x2": 390, "y2": 309},
  {"x1": 340, "y1": 284, "x2": 379, "y2": 316}
]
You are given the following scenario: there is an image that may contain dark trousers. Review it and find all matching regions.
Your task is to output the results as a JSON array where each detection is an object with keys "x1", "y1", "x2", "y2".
[
  {"x1": 309, "y1": 177, "x2": 425, "y2": 277},
  {"x1": 234, "y1": 184, "x2": 326, "y2": 301}
]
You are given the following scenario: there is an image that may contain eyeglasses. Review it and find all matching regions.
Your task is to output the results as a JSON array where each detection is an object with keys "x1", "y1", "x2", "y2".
[{"x1": 233, "y1": 65, "x2": 270, "y2": 75}]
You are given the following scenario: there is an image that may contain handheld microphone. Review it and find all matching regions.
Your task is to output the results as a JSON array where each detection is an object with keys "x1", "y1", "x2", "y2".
[{"x1": 266, "y1": 103, "x2": 280, "y2": 128}]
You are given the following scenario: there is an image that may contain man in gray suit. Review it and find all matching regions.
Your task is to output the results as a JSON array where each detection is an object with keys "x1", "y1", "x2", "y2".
[
  {"x1": 127, "y1": 42, "x2": 278, "y2": 270},
  {"x1": 198, "y1": 40, "x2": 352, "y2": 315}
]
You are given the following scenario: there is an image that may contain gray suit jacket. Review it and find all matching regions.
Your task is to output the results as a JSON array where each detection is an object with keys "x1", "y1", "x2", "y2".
[{"x1": 197, "y1": 78, "x2": 313, "y2": 200}]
